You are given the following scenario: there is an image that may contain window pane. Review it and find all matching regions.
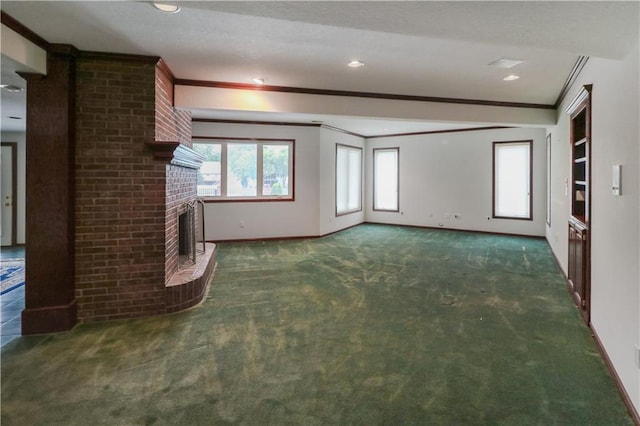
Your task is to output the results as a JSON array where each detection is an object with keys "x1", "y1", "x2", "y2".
[
  {"x1": 495, "y1": 142, "x2": 530, "y2": 218},
  {"x1": 374, "y1": 149, "x2": 399, "y2": 211},
  {"x1": 336, "y1": 147, "x2": 349, "y2": 213},
  {"x1": 336, "y1": 145, "x2": 362, "y2": 215},
  {"x1": 194, "y1": 143, "x2": 221, "y2": 197},
  {"x1": 227, "y1": 144, "x2": 257, "y2": 197},
  {"x1": 347, "y1": 149, "x2": 361, "y2": 210},
  {"x1": 263, "y1": 145, "x2": 290, "y2": 196}
]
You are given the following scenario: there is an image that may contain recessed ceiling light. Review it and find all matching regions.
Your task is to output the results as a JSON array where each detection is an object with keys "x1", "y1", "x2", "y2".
[
  {"x1": 503, "y1": 75, "x2": 520, "y2": 81},
  {"x1": 152, "y1": 2, "x2": 181, "y2": 13},
  {"x1": 489, "y1": 58, "x2": 525, "y2": 69},
  {"x1": 347, "y1": 60, "x2": 365, "y2": 68},
  {"x1": 251, "y1": 77, "x2": 265, "y2": 85},
  {"x1": 0, "y1": 84, "x2": 24, "y2": 92}
]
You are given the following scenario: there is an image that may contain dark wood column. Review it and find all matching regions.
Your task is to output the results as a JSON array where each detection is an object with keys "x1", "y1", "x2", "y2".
[{"x1": 19, "y1": 45, "x2": 78, "y2": 334}]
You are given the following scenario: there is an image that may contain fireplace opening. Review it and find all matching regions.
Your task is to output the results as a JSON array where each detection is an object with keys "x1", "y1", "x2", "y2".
[
  {"x1": 177, "y1": 200, "x2": 206, "y2": 269},
  {"x1": 177, "y1": 203, "x2": 195, "y2": 267}
]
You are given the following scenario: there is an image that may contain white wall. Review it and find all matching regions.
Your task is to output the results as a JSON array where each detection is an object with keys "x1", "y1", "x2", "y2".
[
  {"x1": 1, "y1": 131, "x2": 26, "y2": 244},
  {"x1": 319, "y1": 128, "x2": 366, "y2": 236},
  {"x1": 192, "y1": 122, "x2": 321, "y2": 240},
  {"x1": 365, "y1": 127, "x2": 547, "y2": 236},
  {"x1": 546, "y1": 43, "x2": 640, "y2": 412}
]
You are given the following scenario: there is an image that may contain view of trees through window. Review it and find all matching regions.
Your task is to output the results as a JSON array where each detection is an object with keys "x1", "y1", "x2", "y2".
[{"x1": 194, "y1": 140, "x2": 293, "y2": 200}]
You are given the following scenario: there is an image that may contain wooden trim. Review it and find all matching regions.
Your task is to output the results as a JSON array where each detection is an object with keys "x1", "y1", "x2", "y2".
[
  {"x1": 207, "y1": 223, "x2": 364, "y2": 243},
  {"x1": 192, "y1": 118, "x2": 321, "y2": 128},
  {"x1": 193, "y1": 136, "x2": 296, "y2": 143},
  {"x1": 364, "y1": 222, "x2": 546, "y2": 239},
  {"x1": 565, "y1": 84, "x2": 593, "y2": 115},
  {"x1": 1, "y1": 11, "x2": 50, "y2": 51},
  {"x1": 194, "y1": 120, "x2": 512, "y2": 140},
  {"x1": 209, "y1": 234, "x2": 316, "y2": 244},
  {"x1": 145, "y1": 141, "x2": 180, "y2": 161},
  {"x1": 0, "y1": 143, "x2": 18, "y2": 246},
  {"x1": 49, "y1": 44, "x2": 79, "y2": 57},
  {"x1": 492, "y1": 140, "x2": 534, "y2": 221},
  {"x1": 555, "y1": 56, "x2": 589, "y2": 108},
  {"x1": 193, "y1": 138, "x2": 295, "y2": 202},
  {"x1": 175, "y1": 79, "x2": 555, "y2": 110},
  {"x1": 373, "y1": 147, "x2": 400, "y2": 212},
  {"x1": 591, "y1": 327, "x2": 640, "y2": 425},
  {"x1": 335, "y1": 143, "x2": 363, "y2": 217},
  {"x1": 202, "y1": 198, "x2": 294, "y2": 204},
  {"x1": 367, "y1": 126, "x2": 512, "y2": 139},
  {"x1": 321, "y1": 124, "x2": 365, "y2": 138},
  {"x1": 78, "y1": 50, "x2": 160, "y2": 64},
  {"x1": 209, "y1": 223, "x2": 545, "y2": 244},
  {"x1": 145, "y1": 141, "x2": 204, "y2": 169},
  {"x1": 21, "y1": 299, "x2": 78, "y2": 335}
]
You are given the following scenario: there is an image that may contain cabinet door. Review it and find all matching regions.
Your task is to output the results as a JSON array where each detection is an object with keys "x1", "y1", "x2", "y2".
[
  {"x1": 573, "y1": 228, "x2": 585, "y2": 308},
  {"x1": 568, "y1": 225, "x2": 577, "y2": 291},
  {"x1": 568, "y1": 222, "x2": 587, "y2": 309}
]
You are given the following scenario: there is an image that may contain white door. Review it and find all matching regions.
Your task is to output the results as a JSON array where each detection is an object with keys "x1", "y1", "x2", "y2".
[{"x1": 1, "y1": 144, "x2": 14, "y2": 246}]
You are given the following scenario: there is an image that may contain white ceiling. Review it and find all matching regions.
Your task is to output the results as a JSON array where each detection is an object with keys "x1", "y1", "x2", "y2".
[{"x1": 1, "y1": 1, "x2": 639, "y2": 135}]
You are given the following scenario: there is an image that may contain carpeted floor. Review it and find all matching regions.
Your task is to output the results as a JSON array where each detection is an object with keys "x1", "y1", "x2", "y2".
[{"x1": 0, "y1": 224, "x2": 632, "y2": 425}]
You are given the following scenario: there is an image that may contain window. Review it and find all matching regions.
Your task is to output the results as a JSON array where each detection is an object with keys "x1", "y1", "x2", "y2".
[
  {"x1": 336, "y1": 144, "x2": 362, "y2": 216},
  {"x1": 373, "y1": 148, "x2": 399, "y2": 211},
  {"x1": 493, "y1": 140, "x2": 532, "y2": 220},
  {"x1": 546, "y1": 133, "x2": 551, "y2": 226},
  {"x1": 193, "y1": 138, "x2": 294, "y2": 201}
]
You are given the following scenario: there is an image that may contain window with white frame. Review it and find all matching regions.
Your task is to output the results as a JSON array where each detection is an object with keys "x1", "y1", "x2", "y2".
[
  {"x1": 373, "y1": 148, "x2": 399, "y2": 212},
  {"x1": 493, "y1": 140, "x2": 532, "y2": 220},
  {"x1": 193, "y1": 138, "x2": 294, "y2": 201},
  {"x1": 336, "y1": 144, "x2": 362, "y2": 216}
]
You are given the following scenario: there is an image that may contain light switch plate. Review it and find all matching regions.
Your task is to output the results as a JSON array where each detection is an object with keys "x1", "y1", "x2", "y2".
[{"x1": 612, "y1": 164, "x2": 621, "y2": 196}]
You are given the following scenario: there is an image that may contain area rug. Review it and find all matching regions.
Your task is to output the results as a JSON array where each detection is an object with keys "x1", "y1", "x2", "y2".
[{"x1": 0, "y1": 259, "x2": 25, "y2": 295}]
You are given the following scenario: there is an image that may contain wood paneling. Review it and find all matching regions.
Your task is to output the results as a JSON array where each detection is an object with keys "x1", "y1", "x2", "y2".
[{"x1": 19, "y1": 47, "x2": 78, "y2": 334}]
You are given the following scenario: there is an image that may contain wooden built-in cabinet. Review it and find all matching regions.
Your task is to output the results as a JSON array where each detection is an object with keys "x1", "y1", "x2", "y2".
[{"x1": 566, "y1": 85, "x2": 592, "y2": 324}]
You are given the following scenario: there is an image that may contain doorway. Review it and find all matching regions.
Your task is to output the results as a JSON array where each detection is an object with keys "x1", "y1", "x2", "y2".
[{"x1": 1, "y1": 142, "x2": 17, "y2": 247}]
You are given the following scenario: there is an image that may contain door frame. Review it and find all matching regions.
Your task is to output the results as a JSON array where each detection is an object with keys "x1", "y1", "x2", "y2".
[{"x1": 1, "y1": 142, "x2": 18, "y2": 246}]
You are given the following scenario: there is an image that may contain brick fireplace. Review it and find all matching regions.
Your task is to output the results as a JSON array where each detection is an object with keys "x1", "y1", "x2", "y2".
[
  {"x1": 19, "y1": 41, "x2": 216, "y2": 332},
  {"x1": 73, "y1": 54, "x2": 215, "y2": 322}
]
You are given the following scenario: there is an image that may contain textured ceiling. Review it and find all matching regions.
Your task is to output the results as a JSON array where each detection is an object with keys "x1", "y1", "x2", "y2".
[{"x1": 1, "y1": 1, "x2": 638, "y2": 134}]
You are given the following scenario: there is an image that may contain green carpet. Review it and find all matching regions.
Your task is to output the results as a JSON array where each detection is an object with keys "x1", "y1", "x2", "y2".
[{"x1": 1, "y1": 224, "x2": 632, "y2": 425}]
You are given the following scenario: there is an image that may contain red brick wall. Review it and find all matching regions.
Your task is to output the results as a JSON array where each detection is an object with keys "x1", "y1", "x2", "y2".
[
  {"x1": 74, "y1": 55, "x2": 194, "y2": 322},
  {"x1": 155, "y1": 62, "x2": 192, "y2": 147},
  {"x1": 155, "y1": 63, "x2": 196, "y2": 282}
]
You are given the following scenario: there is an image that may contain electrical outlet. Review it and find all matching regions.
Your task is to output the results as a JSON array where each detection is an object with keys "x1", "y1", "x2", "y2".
[{"x1": 239, "y1": 220, "x2": 245, "y2": 228}]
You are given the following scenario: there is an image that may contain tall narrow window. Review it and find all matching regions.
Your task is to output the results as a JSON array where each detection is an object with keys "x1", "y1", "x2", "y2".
[
  {"x1": 493, "y1": 140, "x2": 532, "y2": 220},
  {"x1": 373, "y1": 148, "x2": 399, "y2": 211},
  {"x1": 336, "y1": 144, "x2": 362, "y2": 216},
  {"x1": 546, "y1": 134, "x2": 551, "y2": 225}
]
